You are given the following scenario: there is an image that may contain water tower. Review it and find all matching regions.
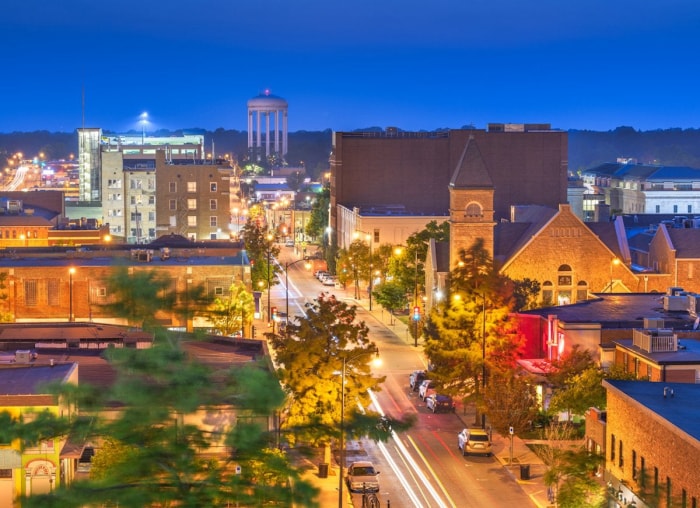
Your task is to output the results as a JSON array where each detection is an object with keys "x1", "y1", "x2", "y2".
[{"x1": 247, "y1": 90, "x2": 288, "y2": 163}]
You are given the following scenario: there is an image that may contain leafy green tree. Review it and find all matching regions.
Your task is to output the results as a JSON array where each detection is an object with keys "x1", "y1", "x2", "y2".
[
  {"x1": 7, "y1": 342, "x2": 317, "y2": 507},
  {"x1": 0, "y1": 272, "x2": 13, "y2": 322},
  {"x1": 207, "y1": 281, "x2": 255, "y2": 336},
  {"x1": 305, "y1": 187, "x2": 330, "y2": 243},
  {"x1": 424, "y1": 239, "x2": 523, "y2": 408},
  {"x1": 512, "y1": 277, "x2": 542, "y2": 311},
  {"x1": 372, "y1": 280, "x2": 407, "y2": 322},
  {"x1": 241, "y1": 219, "x2": 280, "y2": 292},
  {"x1": 480, "y1": 371, "x2": 538, "y2": 435},
  {"x1": 336, "y1": 240, "x2": 372, "y2": 298},
  {"x1": 539, "y1": 422, "x2": 605, "y2": 508},
  {"x1": 102, "y1": 264, "x2": 208, "y2": 331},
  {"x1": 268, "y1": 294, "x2": 386, "y2": 448}
]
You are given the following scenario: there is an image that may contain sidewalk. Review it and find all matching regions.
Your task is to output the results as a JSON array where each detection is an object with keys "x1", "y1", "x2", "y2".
[{"x1": 342, "y1": 291, "x2": 556, "y2": 508}]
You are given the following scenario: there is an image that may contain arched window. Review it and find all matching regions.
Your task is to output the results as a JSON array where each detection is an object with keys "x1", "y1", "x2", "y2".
[
  {"x1": 542, "y1": 281, "x2": 553, "y2": 306},
  {"x1": 558, "y1": 264, "x2": 573, "y2": 286},
  {"x1": 576, "y1": 280, "x2": 588, "y2": 302},
  {"x1": 465, "y1": 202, "x2": 482, "y2": 217}
]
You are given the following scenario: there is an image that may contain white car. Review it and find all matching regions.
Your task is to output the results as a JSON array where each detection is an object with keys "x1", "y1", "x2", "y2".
[
  {"x1": 418, "y1": 379, "x2": 435, "y2": 400},
  {"x1": 322, "y1": 276, "x2": 337, "y2": 286},
  {"x1": 346, "y1": 461, "x2": 380, "y2": 492}
]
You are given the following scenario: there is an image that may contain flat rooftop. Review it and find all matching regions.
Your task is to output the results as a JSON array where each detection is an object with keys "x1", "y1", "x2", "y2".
[
  {"x1": 612, "y1": 337, "x2": 700, "y2": 365},
  {"x1": 604, "y1": 380, "x2": 700, "y2": 442}
]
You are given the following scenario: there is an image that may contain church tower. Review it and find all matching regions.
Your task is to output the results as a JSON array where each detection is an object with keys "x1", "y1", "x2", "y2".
[{"x1": 449, "y1": 135, "x2": 496, "y2": 268}]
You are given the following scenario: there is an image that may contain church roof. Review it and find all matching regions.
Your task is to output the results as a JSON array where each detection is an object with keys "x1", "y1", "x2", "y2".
[{"x1": 449, "y1": 136, "x2": 493, "y2": 189}]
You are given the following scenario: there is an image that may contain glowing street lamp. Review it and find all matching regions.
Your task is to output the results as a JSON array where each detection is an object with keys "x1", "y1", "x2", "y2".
[{"x1": 337, "y1": 347, "x2": 381, "y2": 507}]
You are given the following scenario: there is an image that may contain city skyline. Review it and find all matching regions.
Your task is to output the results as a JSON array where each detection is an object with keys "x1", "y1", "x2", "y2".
[{"x1": 2, "y1": 0, "x2": 700, "y2": 134}]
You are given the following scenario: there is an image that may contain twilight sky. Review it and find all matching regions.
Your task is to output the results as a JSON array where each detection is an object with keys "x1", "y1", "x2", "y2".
[{"x1": 2, "y1": 0, "x2": 699, "y2": 134}]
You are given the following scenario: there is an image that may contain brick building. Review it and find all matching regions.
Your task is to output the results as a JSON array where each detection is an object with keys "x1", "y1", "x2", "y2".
[
  {"x1": 0, "y1": 242, "x2": 249, "y2": 332},
  {"x1": 603, "y1": 380, "x2": 700, "y2": 508},
  {"x1": 330, "y1": 124, "x2": 568, "y2": 250}
]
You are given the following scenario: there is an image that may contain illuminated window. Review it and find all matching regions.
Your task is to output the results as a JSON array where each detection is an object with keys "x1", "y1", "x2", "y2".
[
  {"x1": 25, "y1": 280, "x2": 38, "y2": 306},
  {"x1": 187, "y1": 216, "x2": 197, "y2": 227},
  {"x1": 187, "y1": 199, "x2": 197, "y2": 210},
  {"x1": 187, "y1": 182, "x2": 197, "y2": 193},
  {"x1": 210, "y1": 182, "x2": 217, "y2": 192}
]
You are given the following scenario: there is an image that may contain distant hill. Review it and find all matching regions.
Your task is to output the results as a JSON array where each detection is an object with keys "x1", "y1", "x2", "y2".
[{"x1": 4, "y1": 126, "x2": 700, "y2": 179}]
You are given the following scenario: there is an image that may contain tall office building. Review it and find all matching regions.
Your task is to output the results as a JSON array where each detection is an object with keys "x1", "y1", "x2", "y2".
[{"x1": 77, "y1": 128, "x2": 102, "y2": 202}]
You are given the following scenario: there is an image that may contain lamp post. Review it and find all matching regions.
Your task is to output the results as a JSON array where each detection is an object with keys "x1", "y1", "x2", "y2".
[
  {"x1": 69, "y1": 267, "x2": 75, "y2": 322},
  {"x1": 285, "y1": 258, "x2": 311, "y2": 331},
  {"x1": 266, "y1": 233, "x2": 274, "y2": 323},
  {"x1": 337, "y1": 347, "x2": 380, "y2": 508},
  {"x1": 610, "y1": 257, "x2": 621, "y2": 293},
  {"x1": 480, "y1": 292, "x2": 487, "y2": 429}
]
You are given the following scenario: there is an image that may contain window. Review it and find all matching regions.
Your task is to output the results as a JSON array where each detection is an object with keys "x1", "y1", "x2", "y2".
[
  {"x1": 667, "y1": 477, "x2": 672, "y2": 507},
  {"x1": 187, "y1": 199, "x2": 197, "y2": 210},
  {"x1": 640, "y1": 456, "x2": 646, "y2": 487},
  {"x1": 210, "y1": 199, "x2": 217, "y2": 210},
  {"x1": 214, "y1": 286, "x2": 224, "y2": 296},
  {"x1": 0, "y1": 469, "x2": 11, "y2": 479},
  {"x1": 187, "y1": 216, "x2": 197, "y2": 227},
  {"x1": 210, "y1": 182, "x2": 217, "y2": 192},
  {"x1": 610, "y1": 434, "x2": 615, "y2": 462},
  {"x1": 169, "y1": 182, "x2": 177, "y2": 193},
  {"x1": 617, "y1": 439, "x2": 625, "y2": 468},
  {"x1": 689, "y1": 205, "x2": 693, "y2": 213},
  {"x1": 25, "y1": 280, "x2": 38, "y2": 306},
  {"x1": 148, "y1": 211, "x2": 155, "y2": 221},
  {"x1": 210, "y1": 216, "x2": 218, "y2": 227},
  {"x1": 187, "y1": 181, "x2": 197, "y2": 193},
  {"x1": 465, "y1": 202, "x2": 482, "y2": 217},
  {"x1": 130, "y1": 180, "x2": 143, "y2": 190},
  {"x1": 148, "y1": 196, "x2": 155, "y2": 205},
  {"x1": 47, "y1": 278, "x2": 59, "y2": 306},
  {"x1": 654, "y1": 467, "x2": 659, "y2": 494},
  {"x1": 130, "y1": 212, "x2": 142, "y2": 222},
  {"x1": 632, "y1": 450, "x2": 637, "y2": 480},
  {"x1": 673, "y1": 205, "x2": 678, "y2": 213},
  {"x1": 169, "y1": 199, "x2": 177, "y2": 211},
  {"x1": 148, "y1": 178, "x2": 155, "y2": 190},
  {"x1": 576, "y1": 281, "x2": 588, "y2": 302},
  {"x1": 373, "y1": 229, "x2": 379, "y2": 244},
  {"x1": 542, "y1": 281, "x2": 553, "y2": 305}
]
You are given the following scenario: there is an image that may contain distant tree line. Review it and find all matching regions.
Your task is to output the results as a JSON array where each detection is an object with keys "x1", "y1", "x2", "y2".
[{"x1": 7, "y1": 126, "x2": 700, "y2": 179}]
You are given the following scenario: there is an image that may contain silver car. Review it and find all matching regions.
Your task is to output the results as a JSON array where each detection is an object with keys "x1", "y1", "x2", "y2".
[{"x1": 346, "y1": 461, "x2": 380, "y2": 492}]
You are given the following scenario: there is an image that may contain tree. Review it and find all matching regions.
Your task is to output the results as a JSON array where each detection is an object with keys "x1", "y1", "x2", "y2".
[
  {"x1": 241, "y1": 219, "x2": 280, "y2": 292},
  {"x1": 285, "y1": 171, "x2": 305, "y2": 192},
  {"x1": 480, "y1": 371, "x2": 538, "y2": 435},
  {"x1": 424, "y1": 239, "x2": 523, "y2": 408},
  {"x1": 305, "y1": 187, "x2": 330, "y2": 244},
  {"x1": 6, "y1": 341, "x2": 318, "y2": 507},
  {"x1": 512, "y1": 277, "x2": 542, "y2": 311},
  {"x1": 372, "y1": 280, "x2": 407, "y2": 322},
  {"x1": 268, "y1": 294, "x2": 386, "y2": 447},
  {"x1": 0, "y1": 272, "x2": 12, "y2": 322},
  {"x1": 539, "y1": 422, "x2": 605, "y2": 508},
  {"x1": 336, "y1": 240, "x2": 372, "y2": 298},
  {"x1": 207, "y1": 281, "x2": 255, "y2": 336},
  {"x1": 101, "y1": 263, "x2": 207, "y2": 331}
]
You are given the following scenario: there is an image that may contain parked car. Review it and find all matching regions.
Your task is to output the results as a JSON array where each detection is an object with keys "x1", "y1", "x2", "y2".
[
  {"x1": 458, "y1": 428, "x2": 492, "y2": 456},
  {"x1": 316, "y1": 271, "x2": 330, "y2": 281},
  {"x1": 322, "y1": 276, "x2": 337, "y2": 286},
  {"x1": 425, "y1": 394, "x2": 455, "y2": 413},
  {"x1": 418, "y1": 379, "x2": 435, "y2": 400},
  {"x1": 346, "y1": 461, "x2": 380, "y2": 492},
  {"x1": 409, "y1": 370, "x2": 427, "y2": 391},
  {"x1": 284, "y1": 239, "x2": 295, "y2": 247}
]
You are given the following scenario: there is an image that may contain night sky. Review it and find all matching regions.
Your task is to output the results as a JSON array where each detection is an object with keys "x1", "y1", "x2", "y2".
[{"x1": 2, "y1": 0, "x2": 699, "y2": 133}]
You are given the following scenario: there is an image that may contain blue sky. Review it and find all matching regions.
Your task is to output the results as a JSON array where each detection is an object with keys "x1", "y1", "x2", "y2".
[{"x1": 2, "y1": 0, "x2": 699, "y2": 133}]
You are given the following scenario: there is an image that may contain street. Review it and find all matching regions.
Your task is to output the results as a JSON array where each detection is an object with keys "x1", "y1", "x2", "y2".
[{"x1": 270, "y1": 246, "x2": 536, "y2": 507}]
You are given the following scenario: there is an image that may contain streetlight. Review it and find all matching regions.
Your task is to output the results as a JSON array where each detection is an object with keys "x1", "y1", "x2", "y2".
[
  {"x1": 610, "y1": 257, "x2": 621, "y2": 293},
  {"x1": 266, "y1": 233, "x2": 274, "y2": 323},
  {"x1": 479, "y1": 292, "x2": 487, "y2": 428},
  {"x1": 337, "y1": 347, "x2": 381, "y2": 508},
  {"x1": 139, "y1": 112, "x2": 148, "y2": 145},
  {"x1": 284, "y1": 259, "x2": 312, "y2": 331},
  {"x1": 354, "y1": 230, "x2": 374, "y2": 310},
  {"x1": 69, "y1": 267, "x2": 76, "y2": 322}
]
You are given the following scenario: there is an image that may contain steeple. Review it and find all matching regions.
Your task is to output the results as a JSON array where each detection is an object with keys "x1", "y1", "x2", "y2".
[
  {"x1": 449, "y1": 135, "x2": 494, "y2": 189},
  {"x1": 449, "y1": 135, "x2": 496, "y2": 266}
]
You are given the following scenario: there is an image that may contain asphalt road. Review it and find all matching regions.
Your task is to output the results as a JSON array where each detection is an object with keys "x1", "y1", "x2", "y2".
[{"x1": 272, "y1": 247, "x2": 535, "y2": 507}]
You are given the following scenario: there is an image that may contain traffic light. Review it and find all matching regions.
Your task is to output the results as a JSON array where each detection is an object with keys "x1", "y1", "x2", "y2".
[
  {"x1": 272, "y1": 307, "x2": 278, "y2": 321},
  {"x1": 413, "y1": 306, "x2": 421, "y2": 321}
]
